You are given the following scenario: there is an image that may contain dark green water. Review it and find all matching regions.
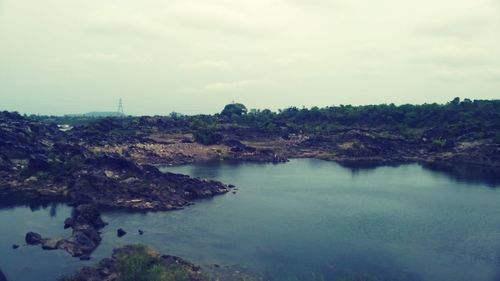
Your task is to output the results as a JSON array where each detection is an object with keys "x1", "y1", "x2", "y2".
[{"x1": 1, "y1": 159, "x2": 500, "y2": 281}]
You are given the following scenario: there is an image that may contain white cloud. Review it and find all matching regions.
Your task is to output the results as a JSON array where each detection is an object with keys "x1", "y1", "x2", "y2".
[
  {"x1": 85, "y1": 5, "x2": 163, "y2": 37},
  {"x1": 182, "y1": 60, "x2": 234, "y2": 72},
  {"x1": 165, "y1": 2, "x2": 273, "y2": 37},
  {"x1": 273, "y1": 53, "x2": 314, "y2": 66},
  {"x1": 180, "y1": 79, "x2": 273, "y2": 94}
]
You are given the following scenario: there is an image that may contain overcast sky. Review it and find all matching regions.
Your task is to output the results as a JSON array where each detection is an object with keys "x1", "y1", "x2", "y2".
[{"x1": 1, "y1": 0, "x2": 499, "y2": 115}]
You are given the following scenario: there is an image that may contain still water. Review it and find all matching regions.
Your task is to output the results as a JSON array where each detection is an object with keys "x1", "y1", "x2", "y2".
[{"x1": 1, "y1": 159, "x2": 500, "y2": 281}]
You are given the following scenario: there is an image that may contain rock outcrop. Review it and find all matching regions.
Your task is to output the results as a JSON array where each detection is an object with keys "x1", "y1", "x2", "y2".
[
  {"x1": 0, "y1": 112, "x2": 233, "y2": 211},
  {"x1": 26, "y1": 204, "x2": 106, "y2": 259}
]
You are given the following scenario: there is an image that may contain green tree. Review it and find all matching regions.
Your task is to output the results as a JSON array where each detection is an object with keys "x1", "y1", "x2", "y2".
[{"x1": 221, "y1": 103, "x2": 248, "y2": 117}]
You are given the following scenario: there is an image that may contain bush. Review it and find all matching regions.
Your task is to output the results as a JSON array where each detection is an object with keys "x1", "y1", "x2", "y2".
[
  {"x1": 117, "y1": 245, "x2": 190, "y2": 281},
  {"x1": 221, "y1": 103, "x2": 248, "y2": 117},
  {"x1": 193, "y1": 128, "x2": 223, "y2": 145}
]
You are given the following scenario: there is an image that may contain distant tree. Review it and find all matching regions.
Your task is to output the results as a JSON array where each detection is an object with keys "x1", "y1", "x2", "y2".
[
  {"x1": 221, "y1": 103, "x2": 248, "y2": 117},
  {"x1": 193, "y1": 128, "x2": 223, "y2": 145},
  {"x1": 450, "y1": 97, "x2": 461, "y2": 106}
]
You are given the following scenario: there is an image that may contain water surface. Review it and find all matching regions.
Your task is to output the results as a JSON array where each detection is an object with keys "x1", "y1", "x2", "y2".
[{"x1": 1, "y1": 159, "x2": 500, "y2": 281}]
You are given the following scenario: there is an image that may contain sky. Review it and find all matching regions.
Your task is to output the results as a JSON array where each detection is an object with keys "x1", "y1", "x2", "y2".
[{"x1": 0, "y1": 0, "x2": 499, "y2": 115}]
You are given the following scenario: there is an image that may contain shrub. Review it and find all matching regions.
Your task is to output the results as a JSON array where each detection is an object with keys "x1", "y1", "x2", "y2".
[
  {"x1": 193, "y1": 128, "x2": 223, "y2": 145},
  {"x1": 117, "y1": 245, "x2": 190, "y2": 281}
]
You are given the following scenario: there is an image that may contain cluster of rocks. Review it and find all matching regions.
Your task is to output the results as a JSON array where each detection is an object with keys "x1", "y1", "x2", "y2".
[
  {"x1": 60, "y1": 245, "x2": 264, "y2": 281},
  {"x1": 25, "y1": 204, "x2": 106, "y2": 259},
  {"x1": 0, "y1": 112, "x2": 233, "y2": 211},
  {"x1": 60, "y1": 245, "x2": 206, "y2": 281},
  {"x1": 0, "y1": 112, "x2": 233, "y2": 259}
]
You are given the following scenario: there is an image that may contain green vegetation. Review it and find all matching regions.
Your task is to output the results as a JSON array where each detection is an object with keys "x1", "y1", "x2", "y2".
[
  {"x1": 221, "y1": 103, "x2": 248, "y2": 117},
  {"x1": 117, "y1": 245, "x2": 190, "y2": 281},
  {"x1": 58, "y1": 245, "x2": 195, "y2": 281},
  {"x1": 193, "y1": 128, "x2": 223, "y2": 145},
  {"x1": 35, "y1": 98, "x2": 500, "y2": 145}
]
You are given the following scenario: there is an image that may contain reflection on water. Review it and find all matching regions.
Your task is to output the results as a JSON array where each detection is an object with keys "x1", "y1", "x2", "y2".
[
  {"x1": 1, "y1": 159, "x2": 500, "y2": 281},
  {"x1": 421, "y1": 162, "x2": 500, "y2": 188}
]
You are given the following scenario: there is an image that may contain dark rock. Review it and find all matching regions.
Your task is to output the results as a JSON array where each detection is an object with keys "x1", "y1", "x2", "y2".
[
  {"x1": 79, "y1": 255, "x2": 91, "y2": 261},
  {"x1": 60, "y1": 245, "x2": 209, "y2": 281},
  {"x1": 138, "y1": 229, "x2": 144, "y2": 235},
  {"x1": 25, "y1": 232, "x2": 42, "y2": 245},
  {"x1": 27, "y1": 154, "x2": 50, "y2": 172},
  {"x1": 41, "y1": 238, "x2": 62, "y2": 250},
  {"x1": 12, "y1": 244, "x2": 19, "y2": 249},
  {"x1": 117, "y1": 228, "x2": 127, "y2": 238},
  {"x1": 63, "y1": 217, "x2": 74, "y2": 229},
  {"x1": 74, "y1": 204, "x2": 107, "y2": 228},
  {"x1": 0, "y1": 269, "x2": 7, "y2": 281}
]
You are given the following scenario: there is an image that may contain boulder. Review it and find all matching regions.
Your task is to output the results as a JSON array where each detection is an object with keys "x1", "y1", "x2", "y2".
[
  {"x1": 0, "y1": 269, "x2": 7, "y2": 281},
  {"x1": 25, "y1": 232, "x2": 42, "y2": 245},
  {"x1": 41, "y1": 238, "x2": 62, "y2": 250},
  {"x1": 117, "y1": 229, "x2": 127, "y2": 238}
]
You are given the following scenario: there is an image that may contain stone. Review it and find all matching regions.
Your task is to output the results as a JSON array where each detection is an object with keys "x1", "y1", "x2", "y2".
[
  {"x1": 117, "y1": 228, "x2": 127, "y2": 238},
  {"x1": 0, "y1": 269, "x2": 7, "y2": 281},
  {"x1": 79, "y1": 255, "x2": 91, "y2": 261},
  {"x1": 12, "y1": 244, "x2": 19, "y2": 249},
  {"x1": 41, "y1": 238, "x2": 62, "y2": 250},
  {"x1": 25, "y1": 232, "x2": 42, "y2": 245}
]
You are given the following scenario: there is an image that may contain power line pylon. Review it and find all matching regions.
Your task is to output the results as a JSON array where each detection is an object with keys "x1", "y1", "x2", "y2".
[{"x1": 117, "y1": 98, "x2": 124, "y2": 116}]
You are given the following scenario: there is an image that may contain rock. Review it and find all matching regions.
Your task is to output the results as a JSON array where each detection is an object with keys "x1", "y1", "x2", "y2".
[
  {"x1": 74, "y1": 204, "x2": 107, "y2": 228},
  {"x1": 25, "y1": 232, "x2": 42, "y2": 245},
  {"x1": 117, "y1": 228, "x2": 127, "y2": 238},
  {"x1": 0, "y1": 269, "x2": 7, "y2": 281},
  {"x1": 41, "y1": 238, "x2": 62, "y2": 250},
  {"x1": 12, "y1": 244, "x2": 19, "y2": 249},
  {"x1": 60, "y1": 245, "x2": 209, "y2": 281},
  {"x1": 64, "y1": 217, "x2": 74, "y2": 229},
  {"x1": 138, "y1": 229, "x2": 144, "y2": 235},
  {"x1": 79, "y1": 255, "x2": 91, "y2": 261}
]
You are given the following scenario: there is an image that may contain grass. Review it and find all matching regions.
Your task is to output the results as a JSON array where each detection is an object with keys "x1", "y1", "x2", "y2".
[
  {"x1": 117, "y1": 245, "x2": 191, "y2": 281},
  {"x1": 59, "y1": 245, "x2": 195, "y2": 281}
]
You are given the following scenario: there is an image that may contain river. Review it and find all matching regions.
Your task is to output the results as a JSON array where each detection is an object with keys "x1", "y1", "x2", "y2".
[{"x1": 1, "y1": 159, "x2": 499, "y2": 281}]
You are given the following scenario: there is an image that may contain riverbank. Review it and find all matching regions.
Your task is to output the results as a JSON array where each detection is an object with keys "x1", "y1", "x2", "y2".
[{"x1": 59, "y1": 245, "x2": 263, "y2": 281}]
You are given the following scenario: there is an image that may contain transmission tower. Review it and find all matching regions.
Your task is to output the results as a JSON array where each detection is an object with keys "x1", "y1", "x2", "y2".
[{"x1": 117, "y1": 98, "x2": 124, "y2": 116}]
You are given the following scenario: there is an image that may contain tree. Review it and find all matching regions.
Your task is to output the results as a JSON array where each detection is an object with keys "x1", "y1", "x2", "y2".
[{"x1": 221, "y1": 103, "x2": 248, "y2": 117}]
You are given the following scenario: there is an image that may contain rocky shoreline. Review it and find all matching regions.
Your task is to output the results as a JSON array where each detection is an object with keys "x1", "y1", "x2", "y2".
[
  {"x1": 1, "y1": 109, "x2": 499, "y2": 280},
  {"x1": 0, "y1": 112, "x2": 233, "y2": 260},
  {"x1": 59, "y1": 245, "x2": 263, "y2": 281}
]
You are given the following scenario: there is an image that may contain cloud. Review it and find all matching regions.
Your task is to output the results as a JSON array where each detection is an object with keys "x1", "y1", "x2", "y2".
[
  {"x1": 180, "y1": 79, "x2": 273, "y2": 94},
  {"x1": 417, "y1": 18, "x2": 495, "y2": 39},
  {"x1": 166, "y1": 3, "x2": 272, "y2": 37},
  {"x1": 416, "y1": 46, "x2": 492, "y2": 67},
  {"x1": 85, "y1": 5, "x2": 163, "y2": 37},
  {"x1": 182, "y1": 60, "x2": 234, "y2": 72},
  {"x1": 75, "y1": 52, "x2": 151, "y2": 64},
  {"x1": 273, "y1": 53, "x2": 314, "y2": 66}
]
